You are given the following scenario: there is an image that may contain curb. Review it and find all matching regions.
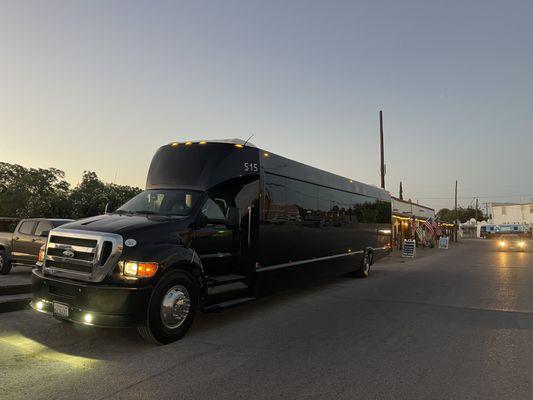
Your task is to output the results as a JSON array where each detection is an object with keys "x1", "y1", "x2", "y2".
[
  {"x1": 0, "y1": 294, "x2": 31, "y2": 313},
  {"x1": 0, "y1": 283, "x2": 31, "y2": 296}
]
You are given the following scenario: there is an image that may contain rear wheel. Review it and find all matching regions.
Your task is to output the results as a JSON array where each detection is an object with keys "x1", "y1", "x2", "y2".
[
  {"x1": 355, "y1": 252, "x2": 371, "y2": 279},
  {"x1": 0, "y1": 250, "x2": 12, "y2": 275},
  {"x1": 138, "y1": 271, "x2": 198, "y2": 345}
]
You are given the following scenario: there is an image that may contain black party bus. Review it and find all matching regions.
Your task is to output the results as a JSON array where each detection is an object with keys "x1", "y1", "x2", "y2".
[{"x1": 31, "y1": 139, "x2": 392, "y2": 344}]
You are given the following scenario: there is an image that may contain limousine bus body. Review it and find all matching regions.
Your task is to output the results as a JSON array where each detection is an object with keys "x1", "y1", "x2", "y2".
[{"x1": 31, "y1": 139, "x2": 392, "y2": 344}]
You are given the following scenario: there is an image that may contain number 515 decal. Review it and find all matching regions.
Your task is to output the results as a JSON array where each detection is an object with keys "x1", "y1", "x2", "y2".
[{"x1": 244, "y1": 162, "x2": 258, "y2": 172}]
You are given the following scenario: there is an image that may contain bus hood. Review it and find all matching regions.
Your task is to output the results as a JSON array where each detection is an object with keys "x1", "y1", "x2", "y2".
[{"x1": 57, "y1": 214, "x2": 191, "y2": 236}]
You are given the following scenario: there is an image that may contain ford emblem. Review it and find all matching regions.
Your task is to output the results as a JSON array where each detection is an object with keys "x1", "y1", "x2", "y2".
[{"x1": 62, "y1": 249, "x2": 75, "y2": 258}]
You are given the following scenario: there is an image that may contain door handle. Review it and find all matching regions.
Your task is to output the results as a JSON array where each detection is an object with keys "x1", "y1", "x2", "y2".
[{"x1": 14, "y1": 237, "x2": 20, "y2": 241}]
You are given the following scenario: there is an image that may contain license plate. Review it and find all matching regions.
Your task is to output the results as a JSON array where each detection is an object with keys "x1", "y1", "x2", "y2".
[{"x1": 53, "y1": 302, "x2": 69, "y2": 318}]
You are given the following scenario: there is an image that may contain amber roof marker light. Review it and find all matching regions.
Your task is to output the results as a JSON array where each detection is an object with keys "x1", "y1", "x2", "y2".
[
  {"x1": 234, "y1": 144, "x2": 244, "y2": 148},
  {"x1": 170, "y1": 142, "x2": 179, "y2": 147},
  {"x1": 199, "y1": 141, "x2": 207, "y2": 145},
  {"x1": 185, "y1": 141, "x2": 193, "y2": 146}
]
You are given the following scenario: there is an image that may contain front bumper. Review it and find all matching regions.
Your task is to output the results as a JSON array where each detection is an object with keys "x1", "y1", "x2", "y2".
[{"x1": 31, "y1": 269, "x2": 152, "y2": 328}]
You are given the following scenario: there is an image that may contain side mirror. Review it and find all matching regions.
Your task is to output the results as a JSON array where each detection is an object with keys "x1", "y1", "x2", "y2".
[
  {"x1": 40, "y1": 230, "x2": 50, "y2": 238},
  {"x1": 226, "y1": 207, "x2": 240, "y2": 228},
  {"x1": 104, "y1": 202, "x2": 115, "y2": 214},
  {"x1": 195, "y1": 213, "x2": 208, "y2": 229}
]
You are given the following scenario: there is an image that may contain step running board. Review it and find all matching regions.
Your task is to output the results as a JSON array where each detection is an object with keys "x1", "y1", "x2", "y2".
[
  {"x1": 207, "y1": 274, "x2": 248, "y2": 287},
  {"x1": 202, "y1": 297, "x2": 256, "y2": 313}
]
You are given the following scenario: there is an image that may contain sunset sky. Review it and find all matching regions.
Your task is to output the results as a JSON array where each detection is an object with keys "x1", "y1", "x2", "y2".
[{"x1": 1, "y1": 0, "x2": 532, "y2": 210}]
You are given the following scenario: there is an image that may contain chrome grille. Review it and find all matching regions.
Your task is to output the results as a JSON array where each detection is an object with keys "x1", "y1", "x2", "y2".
[{"x1": 43, "y1": 228, "x2": 123, "y2": 282}]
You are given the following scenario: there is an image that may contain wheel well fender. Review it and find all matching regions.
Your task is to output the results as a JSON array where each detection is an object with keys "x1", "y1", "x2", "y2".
[
  {"x1": 0, "y1": 244, "x2": 9, "y2": 257},
  {"x1": 160, "y1": 259, "x2": 206, "y2": 300},
  {"x1": 365, "y1": 248, "x2": 374, "y2": 264}
]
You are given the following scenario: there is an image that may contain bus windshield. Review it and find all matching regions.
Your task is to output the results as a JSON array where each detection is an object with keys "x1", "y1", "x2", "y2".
[{"x1": 116, "y1": 189, "x2": 203, "y2": 217}]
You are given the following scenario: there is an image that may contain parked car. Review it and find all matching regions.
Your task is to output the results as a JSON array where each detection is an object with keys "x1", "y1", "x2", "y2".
[
  {"x1": 0, "y1": 218, "x2": 73, "y2": 274},
  {"x1": 497, "y1": 234, "x2": 527, "y2": 252}
]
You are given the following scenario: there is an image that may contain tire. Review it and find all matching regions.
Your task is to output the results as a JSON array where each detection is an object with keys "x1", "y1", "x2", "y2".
[
  {"x1": 0, "y1": 249, "x2": 12, "y2": 275},
  {"x1": 355, "y1": 252, "x2": 371, "y2": 279},
  {"x1": 138, "y1": 271, "x2": 198, "y2": 345}
]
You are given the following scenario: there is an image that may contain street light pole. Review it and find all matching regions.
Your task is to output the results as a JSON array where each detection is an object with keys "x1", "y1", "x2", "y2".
[
  {"x1": 454, "y1": 180, "x2": 458, "y2": 242},
  {"x1": 380, "y1": 110, "x2": 385, "y2": 189}
]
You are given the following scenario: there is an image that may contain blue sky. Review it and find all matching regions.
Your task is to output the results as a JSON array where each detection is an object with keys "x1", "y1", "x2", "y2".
[{"x1": 1, "y1": 0, "x2": 532, "y2": 210}]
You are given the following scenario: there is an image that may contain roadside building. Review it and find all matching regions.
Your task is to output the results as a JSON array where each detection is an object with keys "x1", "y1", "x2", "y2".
[
  {"x1": 460, "y1": 218, "x2": 479, "y2": 238},
  {"x1": 392, "y1": 197, "x2": 436, "y2": 248},
  {"x1": 490, "y1": 202, "x2": 533, "y2": 228}
]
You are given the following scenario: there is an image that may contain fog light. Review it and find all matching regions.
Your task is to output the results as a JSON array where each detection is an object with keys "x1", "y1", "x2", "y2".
[
  {"x1": 36, "y1": 301, "x2": 44, "y2": 310},
  {"x1": 84, "y1": 314, "x2": 93, "y2": 323}
]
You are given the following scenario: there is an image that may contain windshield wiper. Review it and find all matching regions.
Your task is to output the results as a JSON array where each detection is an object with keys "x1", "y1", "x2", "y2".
[
  {"x1": 113, "y1": 210, "x2": 133, "y2": 215},
  {"x1": 132, "y1": 211, "x2": 179, "y2": 218}
]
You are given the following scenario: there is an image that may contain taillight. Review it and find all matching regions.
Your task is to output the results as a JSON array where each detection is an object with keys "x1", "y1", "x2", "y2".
[{"x1": 38, "y1": 245, "x2": 46, "y2": 262}]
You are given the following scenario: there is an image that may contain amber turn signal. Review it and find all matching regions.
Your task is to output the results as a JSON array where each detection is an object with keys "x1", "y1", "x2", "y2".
[{"x1": 123, "y1": 261, "x2": 158, "y2": 278}]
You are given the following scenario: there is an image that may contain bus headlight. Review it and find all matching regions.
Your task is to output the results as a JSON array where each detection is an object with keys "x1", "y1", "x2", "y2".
[{"x1": 122, "y1": 261, "x2": 158, "y2": 278}]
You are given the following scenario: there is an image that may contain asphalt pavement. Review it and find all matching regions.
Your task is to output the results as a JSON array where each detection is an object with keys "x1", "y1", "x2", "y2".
[{"x1": 1, "y1": 240, "x2": 533, "y2": 400}]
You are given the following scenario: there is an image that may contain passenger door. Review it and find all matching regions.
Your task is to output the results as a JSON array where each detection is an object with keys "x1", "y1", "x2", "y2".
[
  {"x1": 192, "y1": 196, "x2": 236, "y2": 276},
  {"x1": 11, "y1": 220, "x2": 37, "y2": 264},
  {"x1": 31, "y1": 221, "x2": 52, "y2": 260}
]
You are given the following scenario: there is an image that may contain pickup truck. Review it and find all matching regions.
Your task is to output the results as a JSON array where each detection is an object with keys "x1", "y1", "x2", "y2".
[{"x1": 0, "y1": 218, "x2": 73, "y2": 274}]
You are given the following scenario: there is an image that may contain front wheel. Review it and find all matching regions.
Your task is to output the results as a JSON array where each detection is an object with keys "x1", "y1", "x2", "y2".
[
  {"x1": 0, "y1": 250, "x2": 12, "y2": 275},
  {"x1": 138, "y1": 271, "x2": 198, "y2": 345},
  {"x1": 355, "y1": 252, "x2": 371, "y2": 279}
]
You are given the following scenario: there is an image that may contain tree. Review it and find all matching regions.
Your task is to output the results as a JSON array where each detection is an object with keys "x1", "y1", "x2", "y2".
[
  {"x1": 437, "y1": 206, "x2": 486, "y2": 223},
  {"x1": 69, "y1": 171, "x2": 141, "y2": 219},
  {"x1": 0, "y1": 162, "x2": 71, "y2": 218},
  {"x1": 0, "y1": 163, "x2": 142, "y2": 220}
]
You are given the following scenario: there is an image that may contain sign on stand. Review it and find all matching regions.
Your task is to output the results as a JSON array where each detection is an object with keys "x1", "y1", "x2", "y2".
[
  {"x1": 438, "y1": 237, "x2": 449, "y2": 249},
  {"x1": 402, "y1": 239, "x2": 416, "y2": 258}
]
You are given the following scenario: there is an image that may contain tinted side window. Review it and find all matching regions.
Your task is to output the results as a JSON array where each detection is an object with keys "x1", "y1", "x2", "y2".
[
  {"x1": 202, "y1": 198, "x2": 226, "y2": 221},
  {"x1": 35, "y1": 221, "x2": 53, "y2": 236},
  {"x1": 264, "y1": 174, "x2": 289, "y2": 222},
  {"x1": 18, "y1": 221, "x2": 35, "y2": 235},
  {"x1": 286, "y1": 179, "x2": 317, "y2": 218}
]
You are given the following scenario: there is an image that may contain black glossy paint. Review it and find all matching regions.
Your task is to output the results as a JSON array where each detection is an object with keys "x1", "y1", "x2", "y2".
[{"x1": 34, "y1": 142, "x2": 391, "y2": 327}]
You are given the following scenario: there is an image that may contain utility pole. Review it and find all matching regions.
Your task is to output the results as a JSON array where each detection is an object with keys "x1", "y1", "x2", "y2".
[
  {"x1": 475, "y1": 197, "x2": 479, "y2": 220},
  {"x1": 379, "y1": 110, "x2": 385, "y2": 189},
  {"x1": 454, "y1": 180, "x2": 458, "y2": 242},
  {"x1": 399, "y1": 181, "x2": 403, "y2": 200}
]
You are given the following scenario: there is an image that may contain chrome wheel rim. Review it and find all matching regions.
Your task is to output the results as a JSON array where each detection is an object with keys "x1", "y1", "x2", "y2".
[
  {"x1": 160, "y1": 285, "x2": 191, "y2": 329},
  {"x1": 363, "y1": 255, "x2": 370, "y2": 274}
]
